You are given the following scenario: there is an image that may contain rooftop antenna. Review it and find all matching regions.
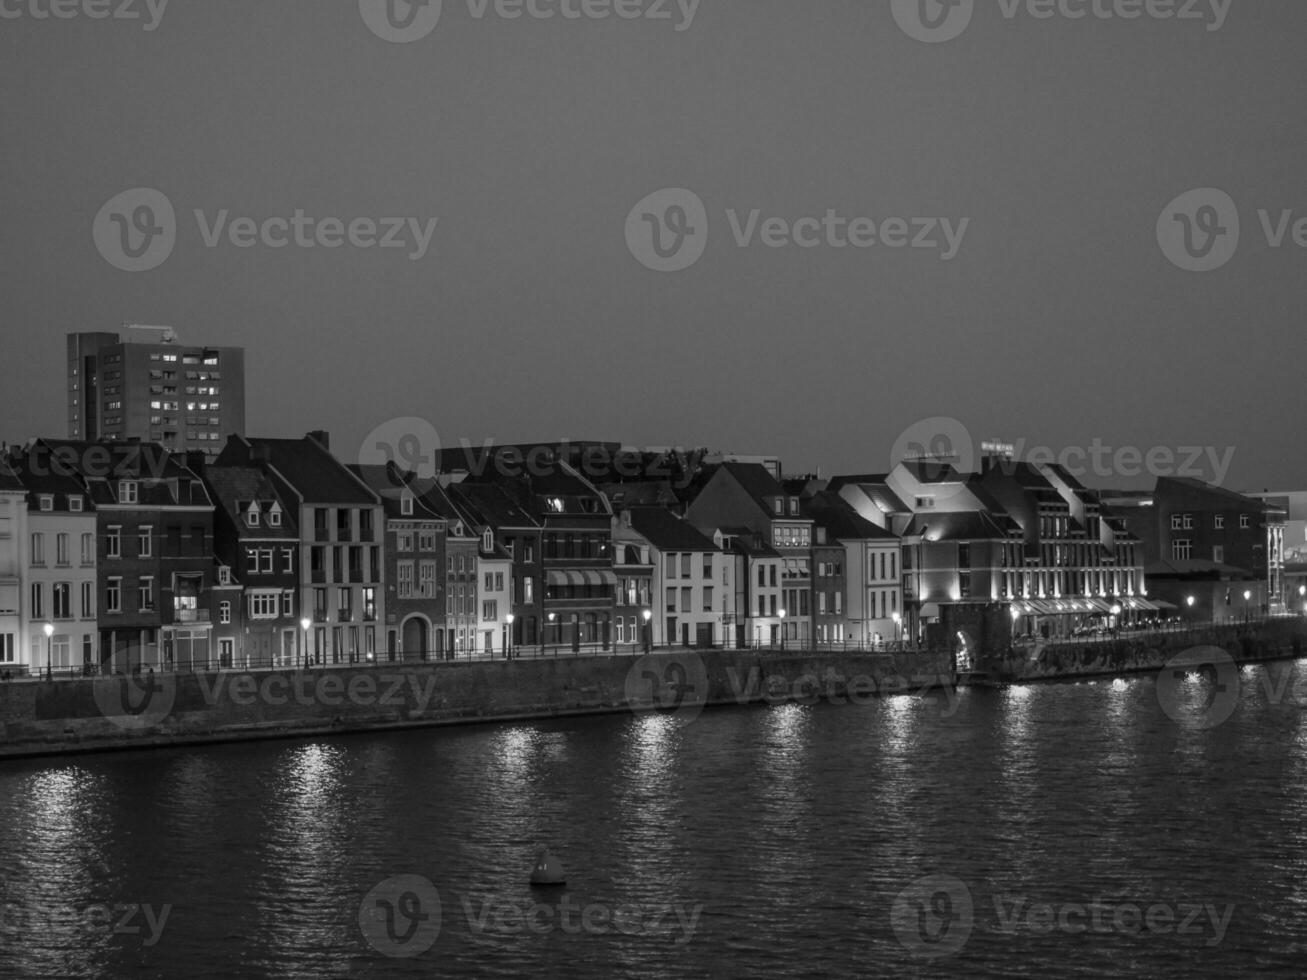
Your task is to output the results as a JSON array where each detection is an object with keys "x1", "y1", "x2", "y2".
[{"x1": 122, "y1": 323, "x2": 177, "y2": 343}]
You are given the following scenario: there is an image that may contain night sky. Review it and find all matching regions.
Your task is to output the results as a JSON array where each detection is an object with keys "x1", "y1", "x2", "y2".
[{"x1": 2, "y1": 0, "x2": 1303, "y2": 490}]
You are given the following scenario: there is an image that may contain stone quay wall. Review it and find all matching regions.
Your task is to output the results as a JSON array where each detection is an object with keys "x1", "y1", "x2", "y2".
[{"x1": 0, "y1": 649, "x2": 955, "y2": 760}]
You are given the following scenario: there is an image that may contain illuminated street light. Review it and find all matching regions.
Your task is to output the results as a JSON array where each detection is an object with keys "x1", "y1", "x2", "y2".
[
  {"x1": 300, "y1": 616, "x2": 311, "y2": 668},
  {"x1": 43, "y1": 622, "x2": 54, "y2": 681},
  {"x1": 506, "y1": 613, "x2": 515, "y2": 660},
  {"x1": 642, "y1": 608, "x2": 652, "y2": 654},
  {"x1": 778, "y1": 608, "x2": 787, "y2": 652}
]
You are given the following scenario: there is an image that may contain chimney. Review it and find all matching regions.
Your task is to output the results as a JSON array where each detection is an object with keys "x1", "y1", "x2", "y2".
[{"x1": 307, "y1": 430, "x2": 330, "y2": 451}]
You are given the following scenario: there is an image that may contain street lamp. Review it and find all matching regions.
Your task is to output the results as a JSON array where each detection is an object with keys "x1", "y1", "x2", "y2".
[
  {"x1": 547, "y1": 612, "x2": 557, "y2": 657},
  {"x1": 43, "y1": 622, "x2": 53, "y2": 680},
  {"x1": 892, "y1": 611, "x2": 903, "y2": 648},
  {"x1": 506, "y1": 613, "x2": 515, "y2": 660},
  {"x1": 1244, "y1": 589, "x2": 1252, "y2": 623},
  {"x1": 778, "y1": 608, "x2": 787, "y2": 651},
  {"x1": 300, "y1": 617, "x2": 311, "y2": 668},
  {"x1": 642, "y1": 608, "x2": 652, "y2": 654}
]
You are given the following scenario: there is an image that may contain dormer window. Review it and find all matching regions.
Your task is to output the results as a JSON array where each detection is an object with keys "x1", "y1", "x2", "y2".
[
  {"x1": 773, "y1": 498, "x2": 783, "y2": 515},
  {"x1": 268, "y1": 504, "x2": 282, "y2": 527},
  {"x1": 218, "y1": 566, "x2": 231, "y2": 585},
  {"x1": 483, "y1": 529, "x2": 494, "y2": 551},
  {"x1": 119, "y1": 480, "x2": 138, "y2": 504},
  {"x1": 68, "y1": 496, "x2": 83, "y2": 512},
  {"x1": 39, "y1": 495, "x2": 54, "y2": 512},
  {"x1": 401, "y1": 494, "x2": 414, "y2": 517},
  {"x1": 245, "y1": 502, "x2": 260, "y2": 527},
  {"x1": 546, "y1": 497, "x2": 565, "y2": 514},
  {"x1": 788, "y1": 497, "x2": 799, "y2": 516}
]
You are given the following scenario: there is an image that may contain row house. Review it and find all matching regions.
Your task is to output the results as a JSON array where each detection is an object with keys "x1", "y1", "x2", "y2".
[
  {"x1": 349, "y1": 465, "x2": 447, "y2": 661},
  {"x1": 201, "y1": 462, "x2": 301, "y2": 669},
  {"x1": 715, "y1": 527, "x2": 783, "y2": 648},
  {"x1": 619, "y1": 507, "x2": 727, "y2": 648},
  {"x1": 0, "y1": 459, "x2": 28, "y2": 674},
  {"x1": 20, "y1": 440, "x2": 217, "y2": 673},
  {"x1": 609, "y1": 517, "x2": 654, "y2": 649},
  {"x1": 437, "y1": 481, "x2": 513, "y2": 656},
  {"x1": 687, "y1": 463, "x2": 814, "y2": 645},
  {"x1": 458, "y1": 461, "x2": 615, "y2": 650},
  {"x1": 803, "y1": 490, "x2": 901, "y2": 646},
  {"x1": 217, "y1": 432, "x2": 385, "y2": 665},
  {"x1": 8, "y1": 451, "x2": 98, "y2": 674},
  {"x1": 436, "y1": 481, "x2": 520, "y2": 655}
]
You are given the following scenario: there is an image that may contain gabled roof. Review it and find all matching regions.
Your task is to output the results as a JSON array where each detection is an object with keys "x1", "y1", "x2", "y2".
[
  {"x1": 0, "y1": 457, "x2": 24, "y2": 494},
  {"x1": 804, "y1": 491, "x2": 898, "y2": 542},
  {"x1": 202, "y1": 465, "x2": 298, "y2": 536},
  {"x1": 222, "y1": 436, "x2": 378, "y2": 506},
  {"x1": 832, "y1": 478, "x2": 911, "y2": 516},
  {"x1": 349, "y1": 464, "x2": 447, "y2": 521},
  {"x1": 443, "y1": 481, "x2": 539, "y2": 530},
  {"x1": 627, "y1": 508, "x2": 719, "y2": 552}
]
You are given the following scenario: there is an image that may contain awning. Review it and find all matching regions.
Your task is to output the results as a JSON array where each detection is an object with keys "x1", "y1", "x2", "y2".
[
  {"x1": 919, "y1": 602, "x2": 941, "y2": 620},
  {"x1": 545, "y1": 570, "x2": 572, "y2": 587},
  {"x1": 1152, "y1": 599, "x2": 1178, "y2": 611}
]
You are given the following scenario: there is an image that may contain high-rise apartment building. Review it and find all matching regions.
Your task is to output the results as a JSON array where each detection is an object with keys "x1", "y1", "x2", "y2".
[{"x1": 67, "y1": 326, "x2": 245, "y2": 457}]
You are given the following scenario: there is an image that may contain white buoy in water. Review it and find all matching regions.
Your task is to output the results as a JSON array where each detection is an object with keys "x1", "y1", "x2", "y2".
[{"x1": 529, "y1": 847, "x2": 566, "y2": 887}]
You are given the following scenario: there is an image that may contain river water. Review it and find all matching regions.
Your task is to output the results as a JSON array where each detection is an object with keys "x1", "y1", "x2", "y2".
[{"x1": 3, "y1": 660, "x2": 1307, "y2": 979}]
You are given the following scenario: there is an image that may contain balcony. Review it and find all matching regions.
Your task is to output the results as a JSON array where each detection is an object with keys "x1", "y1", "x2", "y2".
[{"x1": 174, "y1": 608, "x2": 211, "y2": 624}]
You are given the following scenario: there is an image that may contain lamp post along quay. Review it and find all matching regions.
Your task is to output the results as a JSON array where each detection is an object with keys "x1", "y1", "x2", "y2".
[
  {"x1": 506, "y1": 613, "x2": 515, "y2": 660},
  {"x1": 300, "y1": 617, "x2": 312, "y2": 668},
  {"x1": 43, "y1": 622, "x2": 53, "y2": 681}
]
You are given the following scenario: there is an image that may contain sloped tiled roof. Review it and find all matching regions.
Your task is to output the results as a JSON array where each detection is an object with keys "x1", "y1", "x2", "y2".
[
  {"x1": 804, "y1": 491, "x2": 898, "y2": 542},
  {"x1": 203, "y1": 465, "x2": 298, "y2": 536},
  {"x1": 228, "y1": 436, "x2": 377, "y2": 505},
  {"x1": 628, "y1": 507, "x2": 720, "y2": 552}
]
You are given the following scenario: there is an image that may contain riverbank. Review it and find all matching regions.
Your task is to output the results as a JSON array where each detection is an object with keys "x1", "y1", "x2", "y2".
[
  {"x1": 976, "y1": 617, "x2": 1307, "y2": 685},
  {"x1": 0, "y1": 648, "x2": 953, "y2": 760}
]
